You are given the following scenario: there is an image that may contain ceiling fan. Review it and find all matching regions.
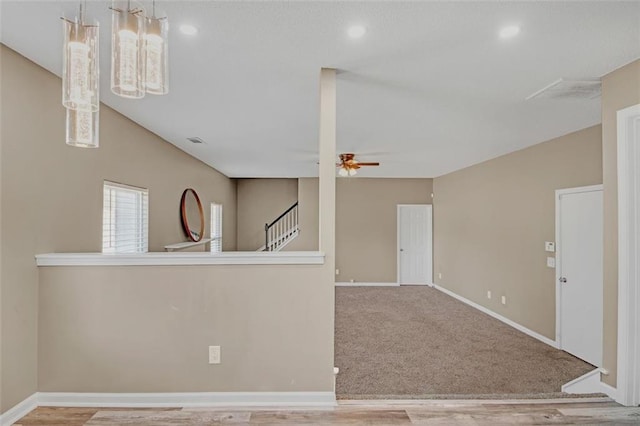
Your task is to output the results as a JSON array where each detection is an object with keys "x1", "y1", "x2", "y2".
[{"x1": 337, "y1": 153, "x2": 380, "y2": 176}]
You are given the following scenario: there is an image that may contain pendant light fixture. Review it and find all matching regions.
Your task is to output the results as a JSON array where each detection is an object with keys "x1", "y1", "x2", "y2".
[
  {"x1": 111, "y1": 0, "x2": 146, "y2": 98},
  {"x1": 66, "y1": 107, "x2": 100, "y2": 148},
  {"x1": 144, "y1": 1, "x2": 169, "y2": 95},
  {"x1": 62, "y1": 2, "x2": 99, "y2": 148},
  {"x1": 62, "y1": 1, "x2": 170, "y2": 148}
]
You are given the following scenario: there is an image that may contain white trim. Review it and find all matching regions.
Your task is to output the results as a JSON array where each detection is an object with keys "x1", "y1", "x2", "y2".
[
  {"x1": 554, "y1": 185, "x2": 604, "y2": 353},
  {"x1": 35, "y1": 251, "x2": 325, "y2": 266},
  {"x1": 397, "y1": 204, "x2": 433, "y2": 286},
  {"x1": 256, "y1": 228, "x2": 300, "y2": 252},
  {"x1": 335, "y1": 282, "x2": 399, "y2": 287},
  {"x1": 338, "y1": 396, "x2": 611, "y2": 409},
  {"x1": 561, "y1": 368, "x2": 606, "y2": 394},
  {"x1": 433, "y1": 284, "x2": 558, "y2": 348},
  {"x1": 401, "y1": 282, "x2": 433, "y2": 287},
  {"x1": 617, "y1": 103, "x2": 640, "y2": 407},
  {"x1": 0, "y1": 393, "x2": 38, "y2": 426},
  {"x1": 36, "y1": 391, "x2": 336, "y2": 408},
  {"x1": 338, "y1": 397, "x2": 613, "y2": 406},
  {"x1": 164, "y1": 238, "x2": 212, "y2": 252},
  {"x1": 600, "y1": 382, "x2": 619, "y2": 401}
]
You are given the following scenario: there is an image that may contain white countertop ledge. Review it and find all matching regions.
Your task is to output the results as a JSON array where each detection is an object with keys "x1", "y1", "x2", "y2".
[{"x1": 35, "y1": 251, "x2": 325, "y2": 266}]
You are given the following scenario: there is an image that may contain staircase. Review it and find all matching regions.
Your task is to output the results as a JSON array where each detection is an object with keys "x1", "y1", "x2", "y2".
[{"x1": 261, "y1": 202, "x2": 299, "y2": 252}]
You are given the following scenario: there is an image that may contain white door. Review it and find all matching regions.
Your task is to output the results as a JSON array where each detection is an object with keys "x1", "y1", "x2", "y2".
[
  {"x1": 398, "y1": 205, "x2": 432, "y2": 285},
  {"x1": 557, "y1": 186, "x2": 603, "y2": 366}
]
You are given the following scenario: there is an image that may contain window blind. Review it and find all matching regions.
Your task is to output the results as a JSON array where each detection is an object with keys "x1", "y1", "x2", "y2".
[
  {"x1": 102, "y1": 181, "x2": 149, "y2": 253},
  {"x1": 210, "y1": 203, "x2": 222, "y2": 252}
]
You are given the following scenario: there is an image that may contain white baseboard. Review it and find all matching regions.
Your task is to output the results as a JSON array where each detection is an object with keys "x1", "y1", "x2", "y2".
[
  {"x1": 1, "y1": 391, "x2": 336, "y2": 423},
  {"x1": 600, "y1": 382, "x2": 618, "y2": 400},
  {"x1": 562, "y1": 368, "x2": 606, "y2": 394},
  {"x1": 0, "y1": 393, "x2": 38, "y2": 426},
  {"x1": 335, "y1": 282, "x2": 399, "y2": 287},
  {"x1": 37, "y1": 391, "x2": 336, "y2": 408},
  {"x1": 433, "y1": 284, "x2": 558, "y2": 349}
]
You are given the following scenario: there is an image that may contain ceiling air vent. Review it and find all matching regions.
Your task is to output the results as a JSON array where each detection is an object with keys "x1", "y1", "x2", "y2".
[
  {"x1": 187, "y1": 137, "x2": 205, "y2": 144},
  {"x1": 526, "y1": 78, "x2": 601, "y2": 101}
]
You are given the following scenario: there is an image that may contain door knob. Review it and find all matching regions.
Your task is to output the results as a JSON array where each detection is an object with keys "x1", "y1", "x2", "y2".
[{"x1": 559, "y1": 277, "x2": 567, "y2": 283}]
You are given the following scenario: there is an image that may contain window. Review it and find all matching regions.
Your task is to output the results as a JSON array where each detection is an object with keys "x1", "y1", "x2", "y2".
[
  {"x1": 210, "y1": 203, "x2": 222, "y2": 252},
  {"x1": 102, "y1": 181, "x2": 149, "y2": 253}
]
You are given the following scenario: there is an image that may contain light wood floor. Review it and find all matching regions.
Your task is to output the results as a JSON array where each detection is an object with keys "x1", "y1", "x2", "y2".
[{"x1": 13, "y1": 398, "x2": 640, "y2": 425}]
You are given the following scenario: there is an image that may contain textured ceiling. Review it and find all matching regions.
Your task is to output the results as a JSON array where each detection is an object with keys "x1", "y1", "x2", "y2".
[{"x1": 1, "y1": 1, "x2": 639, "y2": 177}]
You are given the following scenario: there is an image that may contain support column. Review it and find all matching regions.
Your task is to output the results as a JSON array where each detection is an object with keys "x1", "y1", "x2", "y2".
[{"x1": 318, "y1": 68, "x2": 336, "y2": 386}]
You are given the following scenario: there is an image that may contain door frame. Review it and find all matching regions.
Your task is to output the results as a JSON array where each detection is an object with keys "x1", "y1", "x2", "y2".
[
  {"x1": 554, "y1": 184, "x2": 603, "y2": 350},
  {"x1": 616, "y1": 103, "x2": 640, "y2": 406},
  {"x1": 396, "y1": 204, "x2": 433, "y2": 286}
]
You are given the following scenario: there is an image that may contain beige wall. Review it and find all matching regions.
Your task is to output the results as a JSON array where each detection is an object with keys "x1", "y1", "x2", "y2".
[
  {"x1": 601, "y1": 59, "x2": 640, "y2": 387},
  {"x1": 37, "y1": 68, "x2": 339, "y2": 399},
  {"x1": 283, "y1": 178, "x2": 433, "y2": 282},
  {"x1": 0, "y1": 45, "x2": 236, "y2": 412},
  {"x1": 336, "y1": 178, "x2": 432, "y2": 283},
  {"x1": 236, "y1": 179, "x2": 298, "y2": 251},
  {"x1": 238, "y1": 178, "x2": 433, "y2": 282},
  {"x1": 38, "y1": 265, "x2": 334, "y2": 393},
  {"x1": 433, "y1": 125, "x2": 602, "y2": 340},
  {"x1": 285, "y1": 178, "x2": 319, "y2": 252}
]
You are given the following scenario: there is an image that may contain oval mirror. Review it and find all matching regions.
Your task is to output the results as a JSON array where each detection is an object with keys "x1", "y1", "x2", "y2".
[{"x1": 180, "y1": 188, "x2": 204, "y2": 242}]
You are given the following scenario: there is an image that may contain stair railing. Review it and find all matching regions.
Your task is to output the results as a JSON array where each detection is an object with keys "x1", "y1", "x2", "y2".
[{"x1": 264, "y1": 202, "x2": 299, "y2": 252}]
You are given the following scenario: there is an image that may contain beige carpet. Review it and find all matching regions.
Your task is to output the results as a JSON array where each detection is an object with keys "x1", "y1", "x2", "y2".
[{"x1": 335, "y1": 286, "x2": 595, "y2": 399}]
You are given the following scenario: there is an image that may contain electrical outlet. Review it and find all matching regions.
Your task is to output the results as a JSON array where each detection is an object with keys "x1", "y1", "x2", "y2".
[
  {"x1": 547, "y1": 257, "x2": 556, "y2": 268},
  {"x1": 335, "y1": 269, "x2": 340, "y2": 275},
  {"x1": 487, "y1": 290, "x2": 492, "y2": 299},
  {"x1": 438, "y1": 272, "x2": 442, "y2": 279},
  {"x1": 208, "y1": 346, "x2": 221, "y2": 364},
  {"x1": 501, "y1": 296, "x2": 506, "y2": 305}
]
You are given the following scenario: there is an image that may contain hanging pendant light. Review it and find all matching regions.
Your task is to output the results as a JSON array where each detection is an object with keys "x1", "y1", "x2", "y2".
[
  {"x1": 62, "y1": 2, "x2": 99, "y2": 148},
  {"x1": 62, "y1": 3, "x2": 99, "y2": 111},
  {"x1": 66, "y1": 107, "x2": 99, "y2": 148},
  {"x1": 144, "y1": 1, "x2": 169, "y2": 95},
  {"x1": 111, "y1": 1, "x2": 146, "y2": 98}
]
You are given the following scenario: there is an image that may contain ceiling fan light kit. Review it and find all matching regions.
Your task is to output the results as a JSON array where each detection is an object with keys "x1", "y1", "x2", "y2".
[
  {"x1": 62, "y1": 0, "x2": 169, "y2": 148},
  {"x1": 337, "y1": 153, "x2": 379, "y2": 177},
  {"x1": 338, "y1": 167, "x2": 357, "y2": 177}
]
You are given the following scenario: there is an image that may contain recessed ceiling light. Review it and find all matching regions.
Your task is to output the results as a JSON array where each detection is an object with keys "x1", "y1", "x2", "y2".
[
  {"x1": 180, "y1": 24, "x2": 198, "y2": 36},
  {"x1": 347, "y1": 25, "x2": 367, "y2": 39},
  {"x1": 499, "y1": 25, "x2": 520, "y2": 39}
]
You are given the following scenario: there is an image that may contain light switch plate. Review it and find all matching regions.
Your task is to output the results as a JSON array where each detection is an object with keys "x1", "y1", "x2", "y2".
[
  {"x1": 545, "y1": 242, "x2": 555, "y2": 252},
  {"x1": 547, "y1": 257, "x2": 556, "y2": 268},
  {"x1": 501, "y1": 296, "x2": 506, "y2": 305}
]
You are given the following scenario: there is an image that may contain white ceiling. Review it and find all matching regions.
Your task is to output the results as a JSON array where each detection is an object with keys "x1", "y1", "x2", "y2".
[{"x1": 2, "y1": 1, "x2": 639, "y2": 178}]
